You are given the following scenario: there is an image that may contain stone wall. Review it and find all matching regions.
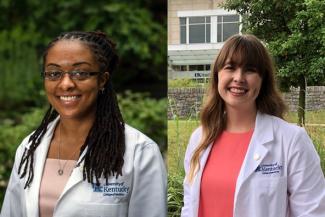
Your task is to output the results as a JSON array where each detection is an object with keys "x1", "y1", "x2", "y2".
[
  {"x1": 168, "y1": 86, "x2": 325, "y2": 119},
  {"x1": 283, "y1": 86, "x2": 325, "y2": 111}
]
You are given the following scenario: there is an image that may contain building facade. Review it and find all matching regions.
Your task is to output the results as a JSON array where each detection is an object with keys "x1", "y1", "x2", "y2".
[{"x1": 168, "y1": 0, "x2": 241, "y2": 80}]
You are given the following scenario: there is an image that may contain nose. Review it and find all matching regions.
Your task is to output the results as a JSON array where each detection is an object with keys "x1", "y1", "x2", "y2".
[
  {"x1": 233, "y1": 68, "x2": 245, "y2": 83},
  {"x1": 58, "y1": 73, "x2": 76, "y2": 91}
]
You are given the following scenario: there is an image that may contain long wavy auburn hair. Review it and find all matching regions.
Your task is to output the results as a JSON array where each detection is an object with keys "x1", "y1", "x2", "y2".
[{"x1": 187, "y1": 34, "x2": 286, "y2": 182}]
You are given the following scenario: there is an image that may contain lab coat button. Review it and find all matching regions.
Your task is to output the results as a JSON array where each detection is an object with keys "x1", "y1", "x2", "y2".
[{"x1": 253, "y1": 153, "x2": 260, "y2": 161}]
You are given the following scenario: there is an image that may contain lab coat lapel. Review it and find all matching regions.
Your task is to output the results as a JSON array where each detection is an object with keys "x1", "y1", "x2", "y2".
[
  {"x1": 235, "y1": 112, "x2": 274, "y2": 199},
  {"x1": 25, "y1": 118, "x2": 59, "y2": 217},
  {"x1": 192, "y1": 143, "x2": 213, "y2": 216}
]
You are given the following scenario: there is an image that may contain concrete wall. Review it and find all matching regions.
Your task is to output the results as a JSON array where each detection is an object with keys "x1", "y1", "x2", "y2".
[{"x1": 168, "y1": 86, "x2": 325, "y2": 119}]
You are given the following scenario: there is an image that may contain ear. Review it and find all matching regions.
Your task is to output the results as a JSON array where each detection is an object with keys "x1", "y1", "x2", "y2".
[{"x1": 99, "y1": 72, "x2": 109, "y2": 89}]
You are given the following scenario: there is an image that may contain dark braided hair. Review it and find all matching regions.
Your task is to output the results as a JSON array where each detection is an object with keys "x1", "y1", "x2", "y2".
[{"x1": 18, "y1": 31, "x2": 125, "y2": 188}]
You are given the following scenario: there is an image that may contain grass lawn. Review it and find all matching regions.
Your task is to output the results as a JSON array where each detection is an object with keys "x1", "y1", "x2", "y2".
[
  {"x1": 168, "y1": 110, "x2": 325, "y2": 176},
  {"x1": 285, "y1": 110, "x2": 325, "y2": 125}
]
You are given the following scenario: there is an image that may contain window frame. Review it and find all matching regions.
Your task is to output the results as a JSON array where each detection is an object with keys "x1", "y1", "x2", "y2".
[{"x1": 179, "y1": 10, "x2": 241, "y2": 44}]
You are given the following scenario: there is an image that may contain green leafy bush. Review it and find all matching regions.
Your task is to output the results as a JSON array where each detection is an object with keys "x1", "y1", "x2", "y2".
[
  {"x1": 118, "y1": 91, "x2": 167, "y2": 153},
  {"x1": 0, "y1": 33, "x2": 44, "y2": 112},
  {"x1": 0, "y1": 107, "x2": 45, "y2": 203}
]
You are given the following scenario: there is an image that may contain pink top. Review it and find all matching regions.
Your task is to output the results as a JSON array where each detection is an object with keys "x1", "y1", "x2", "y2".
[
  {"x1": 198, "y1": 130, "x2": 253, "y2": 217},
  {"x1": 39, "y1": 158, "x2": 76, "y2": 217}
]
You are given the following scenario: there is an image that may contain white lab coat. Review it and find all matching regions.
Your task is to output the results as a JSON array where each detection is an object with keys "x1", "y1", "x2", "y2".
[
  {"x1": 181, "y1": 112, "x2": 325, "y2": 217},
  {"x1": 1, "y1": 117, "x2": 167, "y2": 217}
]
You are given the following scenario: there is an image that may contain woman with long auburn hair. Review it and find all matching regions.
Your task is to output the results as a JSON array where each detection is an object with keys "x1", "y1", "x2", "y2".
[{"x1": 181, "y1": 34, "x2": 325, "y2": 217}]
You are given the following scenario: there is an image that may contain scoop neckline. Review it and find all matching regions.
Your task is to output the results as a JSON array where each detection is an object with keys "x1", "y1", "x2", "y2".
[{"x1": 223, "y1": 128, "x2": 254, "y2": 135}]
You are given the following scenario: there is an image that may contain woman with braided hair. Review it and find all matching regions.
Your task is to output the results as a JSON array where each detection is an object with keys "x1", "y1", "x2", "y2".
[{"x1": 1, "y1": 31, "x2": 167, "y2": 217}]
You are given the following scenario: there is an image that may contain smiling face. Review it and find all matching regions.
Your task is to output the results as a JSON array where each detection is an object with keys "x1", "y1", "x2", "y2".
[
  {"x1": 217, "y1": 61, "x2": 262, "y2": 112},
  {"x1": 212, "y1": 35, "x2": 271, "y2": 113},
  {"x1": 44, "y1": 40, "x2": 107, "y2": 121}
]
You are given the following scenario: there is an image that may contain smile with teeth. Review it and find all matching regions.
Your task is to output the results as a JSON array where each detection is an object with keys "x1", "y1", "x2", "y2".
[
  {"x1": 229, "y1": 87, "x2": 247, "y2": 94},
  {"x1": 59, "y1": 95, "x2": 81, "y2": 101}
]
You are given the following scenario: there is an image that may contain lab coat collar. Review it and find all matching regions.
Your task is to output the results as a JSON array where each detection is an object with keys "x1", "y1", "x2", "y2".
[{"x1": 25, "y1": 117, "x2": 86, "y2": 217}]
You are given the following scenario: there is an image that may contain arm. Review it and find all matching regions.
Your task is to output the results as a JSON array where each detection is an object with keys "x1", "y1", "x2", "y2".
[
  {"x1": 128, "y1": 142, "x2": 167, "y2": 217},
  {"x1": 180, "y1": 142, "x2": 192, "y2": 217},
  {"x1": 181, "y1": 128, "x2": 201, "y2": 217},
  {"x1": 1, "y1": 147, "x2": 26, "y2": 217},
  {"x1": 287, "y1": 128, "x2": 325, "y2": 217}
]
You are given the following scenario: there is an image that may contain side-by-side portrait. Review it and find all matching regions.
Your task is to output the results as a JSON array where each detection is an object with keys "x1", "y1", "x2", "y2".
[{"x1": 1, "y1": 0, "x2": 324, "y2": 217}]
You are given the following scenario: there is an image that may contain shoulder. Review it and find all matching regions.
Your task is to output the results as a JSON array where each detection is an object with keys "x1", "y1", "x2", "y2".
[
  {"x1": 123, "y1": 124, "x2": 165, "y2": 171},
  {"x1": 270, "y1": 114, "x2": 300, "y2": 132},
  {"x1": 259, "y1": 113, "x2": 314, "y2": 153},
  {"x1": 189, "y1": 126, "x2": 203, "y2": 144},
  {"x1": 14, "y1": 133, "x2": 33, "y2": 160},
  {"x1": 258, "y1": 113, "x2": 305, "y2": 138},
  {"x1": 124, "y1": 124, "x2": 161, "y2": 154},
  {"x1": 14, "y1": 118, "x2": 58, "y2": 163},
  {"x1": 184, "y1": 126, "x2": 203, "y2": 158},
  {"x1": 125, "y1": 124, "x2": 157, "y2": 146}
]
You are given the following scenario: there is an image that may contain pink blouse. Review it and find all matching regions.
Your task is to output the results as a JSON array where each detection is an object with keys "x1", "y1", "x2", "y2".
[
  {"x1": 198, "y1": 130, "x2": 253, "y2": 217},
  {"x1": 39, "y1": 158, "x2": 76, "y2": 217}
]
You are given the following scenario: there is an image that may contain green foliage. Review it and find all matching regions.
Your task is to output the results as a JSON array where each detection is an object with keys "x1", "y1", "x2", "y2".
[
  {"x1": 0, "y1": 37, "x2": 45, "y2": 111},
  {"x1": 168, "y1": 119, "x2": 199, "y2": 176},
  {"x1": 168, "y1": 174, "x2": 184, "y2": 217},
  {"x1": 118, "y1": 91, "x2": 167, "y2": 152},
  {"x1": 285, "y1": 110, "x2": 325, "y2": 124},
  {"x1": 168, "y1": 79, "x2": 208, "y2": 88},
  {"x1": 0, "y1": 0, "x2": 166, "y2": 94},
  {"x1": 0, "y1": 107, "x2": 45, "y2": 203}
]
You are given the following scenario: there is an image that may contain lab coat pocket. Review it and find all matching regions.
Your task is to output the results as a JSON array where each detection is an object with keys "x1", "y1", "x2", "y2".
[
  {"x1": 82, "y1": 203, "x2": 128, "y2": 217},
  {"x1": 251, "y1": 176, "x2": 287, "y2": 216}
]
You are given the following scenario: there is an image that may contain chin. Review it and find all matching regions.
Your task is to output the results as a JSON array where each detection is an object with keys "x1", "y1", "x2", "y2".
[{"x1": 58, "y1": 113, "x2": 80, "y2": 119}]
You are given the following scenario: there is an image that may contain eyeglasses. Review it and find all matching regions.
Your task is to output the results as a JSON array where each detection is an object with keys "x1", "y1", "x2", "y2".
[{"x1": 42, "y1": 71, "x2": 101, "y2": 81}]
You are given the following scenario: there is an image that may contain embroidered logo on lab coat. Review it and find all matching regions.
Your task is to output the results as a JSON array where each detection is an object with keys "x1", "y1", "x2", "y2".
[
  {"x1": 255, "y1": 162, "x2": 283, "y2": 175},
  {"x1": 92, "y1": 182, "x2": 129, "y2": 197}
]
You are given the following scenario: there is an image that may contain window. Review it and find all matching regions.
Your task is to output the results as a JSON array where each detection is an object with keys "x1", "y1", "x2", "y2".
[
  {"x1": 180, "y1": 18, "x2": 186, "y2": 44},
  {"x1": 171, "y1": 65, "x2": 210, "y2": 72},
  {"x1": 172, "y1": 65, "x2": 187, "y2": 71},
  {"x1": 179, "y1": 14, "x2": 240, "y2": 44},
  {"x1": 189, "y1": 65, "x2": 201, "y2": 71},
  {"x1": 188, "y1": 17, "x2": 210, "y2": 43},
  {"x1": 180, "y1": 16, "x2": 211, "y2": 44},
  {"x1": 216, "y1": 15, "x2": 240, "y2": 42}
]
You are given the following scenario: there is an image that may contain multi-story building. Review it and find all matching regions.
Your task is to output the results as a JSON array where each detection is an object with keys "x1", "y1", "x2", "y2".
[{"x1": 168, "y1": 0, "x2": 241, "y2": 81}]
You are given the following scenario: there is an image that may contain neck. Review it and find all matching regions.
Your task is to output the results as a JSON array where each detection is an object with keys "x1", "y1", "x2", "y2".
[
  {"x1": 225, "y1": 106, "x2": 257, "y2": 132},
  {"x1": 59, "y1": 116, "x2": 95, "y2": 147}
]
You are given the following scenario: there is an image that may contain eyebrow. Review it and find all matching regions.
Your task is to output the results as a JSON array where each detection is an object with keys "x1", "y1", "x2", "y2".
[
  {"x1": 46, "y1": 62, "x2": 92, "y2": 67},
  {"x1": 224, "y1": 61, "x2": 235, "y2": 66}
]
